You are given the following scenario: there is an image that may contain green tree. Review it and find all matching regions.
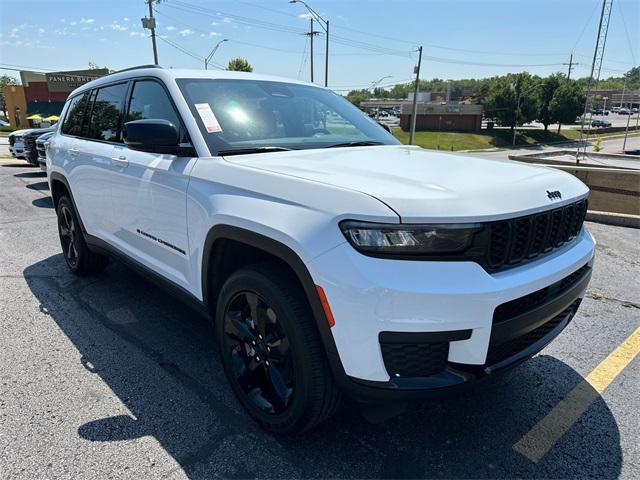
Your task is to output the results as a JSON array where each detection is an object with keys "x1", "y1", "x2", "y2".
[
  {"x1": 549, "y1": 81, "x2": 585, "y2": 130},
  {"x1": 0, "y1": 74, "x2": 19, "y2": 119},
  {"x1": 484, "y1": 73, "x2": 538, "y2": 131},
  {"x1": 536, "y1": 73, "x2": 562, "y2": 131},
  {"x1": 345, "y1": 89, "x2": 372, "y2": 107},
  {"x1": 227, "y1": 57, "x2": 253, "y2": 72}
]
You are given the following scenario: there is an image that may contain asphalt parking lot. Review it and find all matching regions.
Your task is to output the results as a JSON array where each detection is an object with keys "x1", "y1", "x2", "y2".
[{"x1": 0, "y1": 158, "x2": 638, "y2": 479}]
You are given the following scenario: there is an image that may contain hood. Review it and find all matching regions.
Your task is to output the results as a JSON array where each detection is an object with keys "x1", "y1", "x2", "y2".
[
  {"x1": 9, "y1": 129, "x2": 33, "y2": 137},
  {"x1": 36, "y1": 131, "x2": 55, "y2": 142},
  {"x1": 223, "y1": 145, "x2": 589, "y2": 223},
  {"x1": 24, "y1": 127, "x2": 55, "y2": 138}
]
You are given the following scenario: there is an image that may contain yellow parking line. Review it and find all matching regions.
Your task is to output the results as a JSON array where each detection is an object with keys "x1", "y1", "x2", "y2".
[{"x1": 513, "y1": 326, "x2": 640, "y2": 463}]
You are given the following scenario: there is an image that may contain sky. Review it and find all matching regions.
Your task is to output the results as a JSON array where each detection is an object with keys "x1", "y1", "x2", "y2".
[{"x1": 0, "y1": 0, "x2": 638, "y2": 92}]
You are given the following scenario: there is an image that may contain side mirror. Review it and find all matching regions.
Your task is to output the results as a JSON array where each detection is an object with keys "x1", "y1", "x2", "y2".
[
  {"x1": 378, "y1": 121, "x2": 392, "y2": 133},
  {"x1": 123, "y1": 119, "x2": 180, "y2": 154}
]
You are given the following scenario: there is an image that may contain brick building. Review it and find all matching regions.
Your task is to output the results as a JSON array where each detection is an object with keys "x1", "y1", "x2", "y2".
[{"x1": 5, "y1": 69, "x2": 108, "y2": 128}]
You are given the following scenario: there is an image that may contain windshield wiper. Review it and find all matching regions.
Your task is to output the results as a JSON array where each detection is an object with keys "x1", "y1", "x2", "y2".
[
  {"x1": 325, "y1": 140, "x2": 385, "y2": 148},
  {"x1": 219, "y1": 146, "x2": 294, "y2": 156}
]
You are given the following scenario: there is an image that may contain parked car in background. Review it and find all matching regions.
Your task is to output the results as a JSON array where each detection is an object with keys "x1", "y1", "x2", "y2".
[
  {"x1": 22, "y1": 125, "x2": 57, "y2": 166},
  {"x1": 36, "y1": 131, "x2": 55, "y2": 171},
  {"x1": 0, "y1": 119, "x2": 10, "y2": 126},
  {"x1": 591, "y1": 119, "x2": 612, "y2": 128},
  {"x1": 8, "y1": 129, "x2": 33, "y2": 159},
  {"x1": 618, "y1": 108, "x2": 631, "y2": 115},
  {"x1": 592, "y1": 108, "x2": 608, "y2": 115},
  {"x1": 611, "y1": 106, "x2": 620, "y2": 113}
]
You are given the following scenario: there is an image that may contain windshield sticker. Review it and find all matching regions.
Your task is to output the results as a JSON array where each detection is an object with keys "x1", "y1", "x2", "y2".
[{"x1": 195, "y1": 103, "x2": 222, "y2": 133}]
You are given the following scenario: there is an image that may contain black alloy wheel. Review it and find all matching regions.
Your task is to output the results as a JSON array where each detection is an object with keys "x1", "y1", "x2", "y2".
[
  {"x1": 58, "y1": 203, "x2": 79, "y2": 269},
  {"x1": 223, "y1": 291, "x2": 294, "y2": 415},
  {"x1": 215, "y1": 263, "x2": 341, "y2": 433}
]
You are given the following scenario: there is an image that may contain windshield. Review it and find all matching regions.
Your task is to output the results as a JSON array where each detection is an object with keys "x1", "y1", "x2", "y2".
[{"x1": 177, "y1": 78, "x2": 399, "y2": 155}]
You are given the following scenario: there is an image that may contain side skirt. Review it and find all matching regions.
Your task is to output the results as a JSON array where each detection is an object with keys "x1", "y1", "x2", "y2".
[{"x1": 85, "y1": 234, "x2": 210, "y2": 321}]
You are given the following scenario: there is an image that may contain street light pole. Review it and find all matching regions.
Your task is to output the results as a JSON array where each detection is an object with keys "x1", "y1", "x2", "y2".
[
  {"x1": 512, "y1": 82, "x2": 544, "y2": 146},
  {"x1": 290, "y1": 0, "x2": 329, "y2": 87},
  {"x1": 409, "y1": 46, "x2": 423, "y2": 145},
  {"x1": 204, "y1": 38, "x2": 228, "y2": 70}
]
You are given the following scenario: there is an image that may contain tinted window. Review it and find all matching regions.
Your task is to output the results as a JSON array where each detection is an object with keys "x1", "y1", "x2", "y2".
[
  {"x1": 61, "y1": 92, "x2": 90, "y2": 136},
  {"x1": 127, "y1": 80, "x2": 181, "y2": 129},
  {"x1": 87, "y1": 83, "x2": 128, "y2": 142},
  {"x1": 177, "y1": 78, "x2": 398, "y2": 155}
]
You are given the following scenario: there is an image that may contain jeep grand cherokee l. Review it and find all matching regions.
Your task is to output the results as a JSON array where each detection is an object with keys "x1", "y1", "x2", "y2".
[{"x1": 47, "y1": 66, "x2": 595, "y2": 433}]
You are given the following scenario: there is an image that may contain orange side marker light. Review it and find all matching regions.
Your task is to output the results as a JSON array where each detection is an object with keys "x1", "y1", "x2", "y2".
[{"x1": 315, "y1": 285, "x2": 335, "y2": 328}]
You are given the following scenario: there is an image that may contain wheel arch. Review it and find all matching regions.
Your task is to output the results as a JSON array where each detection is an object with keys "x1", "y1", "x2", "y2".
[
  {"x1": 49, "y1": 172, "x2": 88, "y2": 235},
  {"x1": 201, "y1": 225, "x2": 346, "y2": 381}
]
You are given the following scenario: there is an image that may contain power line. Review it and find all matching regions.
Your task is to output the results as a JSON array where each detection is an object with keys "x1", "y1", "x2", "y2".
[{"x1": 156, "y1": 35, "x2": 204, "y2": 63}]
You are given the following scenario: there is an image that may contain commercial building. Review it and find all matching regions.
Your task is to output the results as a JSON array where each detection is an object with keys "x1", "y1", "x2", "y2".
[
  {"x1": 4, "y1": 69, "x2": 108, "y2": 128},
  {"x1": 590, "y1": 89, "x2": 640, "y2": 109},
  {"x1": 399, "y1": 102, "x2": 483, "y2": 132}
]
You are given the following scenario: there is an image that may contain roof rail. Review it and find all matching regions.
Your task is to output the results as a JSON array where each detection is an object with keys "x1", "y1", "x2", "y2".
[{"x1": 112, "y1": 64, "x2": 162, "y2": 74}]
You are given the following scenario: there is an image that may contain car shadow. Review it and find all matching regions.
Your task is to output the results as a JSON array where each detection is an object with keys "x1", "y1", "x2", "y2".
[
  {"x1": 23, "y1": 256, "x2": 622, "y2": 479},
  {"x1": 25, "y1": 181, "x2": 49, "y2": 191},
  {"x1": 1, "y1": 162, "x2": 35, "y2": 168},
  {"x1": 32, "y1": 196, "x2": 54, "y2": 209},
  {"x1": 14, "y1": 171, "x2": 46, "y2": 178}
]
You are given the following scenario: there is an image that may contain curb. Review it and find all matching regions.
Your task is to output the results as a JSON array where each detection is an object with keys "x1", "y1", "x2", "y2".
[{"x1": 586, "y1": 210, "x2": 640, "y2": 229}]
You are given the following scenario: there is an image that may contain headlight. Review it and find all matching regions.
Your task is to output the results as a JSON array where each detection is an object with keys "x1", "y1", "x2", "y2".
[{"x1": 340, "y1": 221, "x2": 482, "y2": 255}]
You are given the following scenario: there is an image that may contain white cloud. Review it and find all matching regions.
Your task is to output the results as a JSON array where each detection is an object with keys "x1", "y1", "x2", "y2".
[
  {"x1": 211, "y1": 21, "x2": 218, "y2": 26},
  {"x1": 166, "y1": 25, "x2": 177, "y2": 31},
  {"x1": 111, "y1": 23, "x2": 128, "y2": 32},
  {"x1": 70, "y1": 21, "x2": 77, "y2": 26},
  {"x1": 130, "y1": 31, "x2": 146, "y2": 37},
  {"x1": 80, "y1": 18, "x2": 95, "y2": 24},
  {"x1": 123, "y1": 17, "x2": 130, "y2": 22},
  {"x1": 298, "y1": 13, "x2": 313, "y2": 20},
  {"x1": 38, "y1": 28, "x2": 45, "y2": 33},
  {"x1": 179, "y1": 28, "x2": 194, "y2": 36},
  {"x1": 208, "y1": 31, "x2": 220, "y2": 37},
  {"x1": 223, "y1": 17, "x2": 233, "y2": 23}
]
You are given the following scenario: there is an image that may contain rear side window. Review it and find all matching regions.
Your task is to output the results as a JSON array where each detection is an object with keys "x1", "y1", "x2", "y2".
[
  {"x1": 87, "y1": 83, "x2": 128, "y2": 142},
  {"x1": 61, "y1": 92, "x2": 90, "y2": 136}
]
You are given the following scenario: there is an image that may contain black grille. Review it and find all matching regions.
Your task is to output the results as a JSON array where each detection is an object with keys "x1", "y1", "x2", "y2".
[
  {"x1": 36, "y1": 143, "x2": 46, "y2": 158},
  {"x1": 485, "y1": 300, "x2": 581, "y2": 366},
  {"x1": 486, "y1": 199, "x2": 587, "y2": 272},
  {"x1": 380, "y1": 342, "x2": 449, "y2": 378},
  {"x1": 493, "y1": 264, "x2": 590, "y2": 323}
]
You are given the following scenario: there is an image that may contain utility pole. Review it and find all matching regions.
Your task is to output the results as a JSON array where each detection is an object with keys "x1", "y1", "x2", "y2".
[
  {"x1": 622, "y1": 107, "x2": 632, "y2": 152},
  {"x1": 557, "y1": 53, "x2": 574, "y2": 134},
  {"x1": 409, "y1": 46, "x2": 423, "y2": 145},
  {"x1": 141, "y1": 0, "x2": 158, "y2": 64},
  {"x1": 290, "y1": 1, "x2": 329, "y2": 87},
  {"x1": 304, "y1": 19, "x2": 320, "y2": 83},
  {"x1": 324, "y1": 20, "x2": 329, "y2": 87},
  {"x1": 205, "y1": 38, "x2": 228, "y2": 70}
]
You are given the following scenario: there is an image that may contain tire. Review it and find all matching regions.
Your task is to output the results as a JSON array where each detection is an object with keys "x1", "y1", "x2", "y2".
[
  {"x1": 215, "y1": 262, "x2": 341, "y2": 434},
  {"x1": 56, "y1": 195, "x2": 109, "y2": 275}
]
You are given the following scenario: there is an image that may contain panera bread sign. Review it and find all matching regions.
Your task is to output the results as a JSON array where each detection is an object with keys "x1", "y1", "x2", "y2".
[{"x1": 45, "y1": 69, "x2": 109, "y2": 93}]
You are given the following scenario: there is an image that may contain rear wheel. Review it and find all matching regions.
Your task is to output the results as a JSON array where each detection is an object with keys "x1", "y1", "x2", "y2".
[
  {"x1": 56, "y1": 195, "x2": 108, "y2": 275},
  {"x1": 215, "y1": 263, "x2": 341, "y2": 434}
]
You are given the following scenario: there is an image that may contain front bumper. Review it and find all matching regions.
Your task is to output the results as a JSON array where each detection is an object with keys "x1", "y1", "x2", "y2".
[{"x1": 309, "y1": 227, "x2": 595, "y2": 400}]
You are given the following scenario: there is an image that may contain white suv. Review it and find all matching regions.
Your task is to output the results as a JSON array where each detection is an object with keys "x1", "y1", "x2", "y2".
[{"x1": 47, "y1": 66, "x2": 595, "y2": 433}]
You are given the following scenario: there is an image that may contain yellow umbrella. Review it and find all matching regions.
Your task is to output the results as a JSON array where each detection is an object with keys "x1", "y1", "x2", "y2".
[
  {"x1": 26, "y1": 114, "x2": 43, "y2": 120},
  {"x1": 44, "y1": 115, "x2": 60, "y2": 121}
]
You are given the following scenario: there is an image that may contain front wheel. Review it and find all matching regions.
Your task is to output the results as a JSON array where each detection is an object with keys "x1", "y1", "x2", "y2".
[
  {"x1": 56, "y1": 195, "x2": 108, "y2": 275},
  {"x1": 215, "y1": 263, "x2": 341, "y2": 434}
]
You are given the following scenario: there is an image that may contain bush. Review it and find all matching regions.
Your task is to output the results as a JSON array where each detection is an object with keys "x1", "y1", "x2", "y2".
[{"x1": 0, "y1": 125, "x2": 17, "y2": 133}]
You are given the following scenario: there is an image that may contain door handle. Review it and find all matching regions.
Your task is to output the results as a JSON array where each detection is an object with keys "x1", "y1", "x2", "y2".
[
  {"x1": 68, "y1": 147, "x2": 79, "y2": 156},
  {"x1": 110, "y1": 155, "x2": 129, "y2": 168}
]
